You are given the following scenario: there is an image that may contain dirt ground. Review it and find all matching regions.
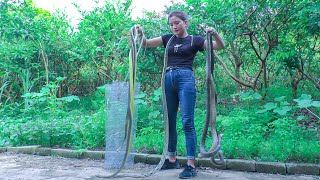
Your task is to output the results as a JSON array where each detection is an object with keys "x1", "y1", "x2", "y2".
[{"x1": 0, "y1": 152, "x2": 319, "y2": 180}]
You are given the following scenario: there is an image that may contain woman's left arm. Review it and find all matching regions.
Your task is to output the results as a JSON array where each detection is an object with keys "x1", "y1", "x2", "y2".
[{"x1": 203, "y1": 27, "x2": 225, "y2": 50}]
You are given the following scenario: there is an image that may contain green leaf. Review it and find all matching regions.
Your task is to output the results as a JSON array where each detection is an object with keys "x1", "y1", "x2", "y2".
[
  {"x1": 256, "y1": 109, "x2": 268, "y2": 114},
  {"x1": 151, "y1": 88, "x2": 162, "y2": 102},
  {"x1": 274, "y1": 96, "x2": 286, "y2": 102},
  {"x1": 282, "y1": 106, "x2": 292, "y2": 111},
  {"x1": 297, "y1": 116, "x2": 306, "y2": 120},
  {"x1": 296, "y1": 99, "x2": 312, "y2": 108},
  {"x1": 97, "y1": 86, "x2": 106, "y2": 92},
  {"x1": 252, "y1": 93, "x2": 262, "y2": 99},
  {"x1": 300, "y1": 94, "x2": 312, "y2": 100},
  {"x1": 148, "y1": 110, "x2": 160, "y2": 119},
  {"x1": 151, "y1": 95, "x2": 160, "y2": 102},
  {"x1": 273, "y1": 106, "x2": 292, "y2": 116},
  {"x1": 56, "y1": 77, "x2": 66, "y2": 82},
  {"x1": 137, "y1": 92, "x2": 146, "y2": 99},
  {"x1": 60, "y1": 96, "x2": 80, "y2": 102},
  {"x1": 39, "y1": 97, "x2": 46, "y2": 102},
  {"x1": 22, "y1": 93, "x2": 33, "y2": 98},
  {"x1": 239, "y1": 91, "x2": 251, "y2": 99},
  {"x1": 137, "y1": 99, "x2": 147, "y2": 105},
  {"x1": 40, "y1": 87, "x2": 50, "y2": 94},
  {"x1": 280, "y1": 101, "x2": 290, "y2": 106},
  {"x1": 264, "y1": 102, "x2": 277, "y2": 110},
  {"x1": 311, "y1": 101, "x2": 320, "y2": 107},
  {"x1": 0, "y1": 71, "x2": 5, "y2": 77},
  {"x1": 294, "y1": 94, "x2": 310, "y2": 103}
]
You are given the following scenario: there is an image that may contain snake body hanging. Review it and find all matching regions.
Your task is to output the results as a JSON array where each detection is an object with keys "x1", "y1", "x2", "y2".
[
  {"x1": 96, "y1": 26, "x2": 174, "y2": 178},
  {"x1": 199, "y1": 30, "x2": 225, "y2": 165},
  {"x1": 96, "y1": 26, "x2": 138, "y2": 179}
]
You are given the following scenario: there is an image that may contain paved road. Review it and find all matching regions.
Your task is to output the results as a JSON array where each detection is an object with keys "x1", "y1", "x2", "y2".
[{"x1": 0, "y1": 152, "x2": 319, "y2": 180}]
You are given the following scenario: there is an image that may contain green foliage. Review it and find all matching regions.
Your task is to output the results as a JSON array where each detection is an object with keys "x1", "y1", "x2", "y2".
[
  {"x1": 219, "y1": 114, "x2": 264, "y2": 160},
  {"x1": 256, "y1": 96, "x2": 292, "y2": 115},
  {"x1": 294, "y1": 94, "x2": 320, "y2": 109},
  {"x1": 258, "y1": 118, "x2": 319, "y2": 162},
  {"x1": 256, "y1": 94, "x2": 319, "y2": 119},
  {"x1": 137, "y1": 88, "x2": 163, "y2": 131},
  {"x1": 135, "y1": 126, "x2": 164, "y2": 154},
  {"x1": 217, "y1": 111, "x2": 319, "y2": 163},
  {"x1": 0, "y1": 109, "x2": 105, "y2": 149},
  {"x1": 22, "y1": 77, "x2": 79, "y2": 113}
]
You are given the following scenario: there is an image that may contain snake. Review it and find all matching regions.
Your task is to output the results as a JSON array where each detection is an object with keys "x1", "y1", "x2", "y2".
[
  {"x1": 96, "y1": 26, "x2": 174, "y2": 178},
  {"x1": 198, "y1": 28, "x2": 225, "y2": 166}
]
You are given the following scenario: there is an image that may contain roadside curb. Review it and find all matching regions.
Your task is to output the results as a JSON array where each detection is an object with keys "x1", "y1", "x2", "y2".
[{"x1": 0, "y1": 146, "x2": 319, "y2": 176}]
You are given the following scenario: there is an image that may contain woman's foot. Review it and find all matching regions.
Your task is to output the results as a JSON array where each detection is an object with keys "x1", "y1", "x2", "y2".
[
  {"x1": 161, "y1": 159, "x2": 180, "y2": 169},
  {"x1": 179, "y1": 164, "x2": 197, "y2": 179}
]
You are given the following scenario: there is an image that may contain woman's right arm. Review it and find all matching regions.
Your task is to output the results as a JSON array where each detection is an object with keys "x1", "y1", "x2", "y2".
[
  {"x1": 136, "y1": 25, "x2": 163, "y2": 48},
  {"x1": 141, "y1": 36, "x2": 163, "y2": 48}
]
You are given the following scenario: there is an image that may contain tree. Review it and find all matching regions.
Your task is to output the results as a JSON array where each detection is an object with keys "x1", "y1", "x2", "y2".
[{"x1": 186, "y1": 0, "x2": 319, "y2": 100}]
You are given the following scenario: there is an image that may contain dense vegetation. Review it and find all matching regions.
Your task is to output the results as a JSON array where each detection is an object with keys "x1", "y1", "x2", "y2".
[{"x1": 0, "y1": 0, "x2": 319, "y2": 163}]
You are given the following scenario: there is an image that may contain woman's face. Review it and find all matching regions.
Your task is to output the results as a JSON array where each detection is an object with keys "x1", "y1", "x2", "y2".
[{"x1": 168, "y1": 16, "x2": 188, "y2": 37}]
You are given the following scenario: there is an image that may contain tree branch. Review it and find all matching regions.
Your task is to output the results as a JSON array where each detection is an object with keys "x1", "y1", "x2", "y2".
[{"x1": 214, "y1": 52, "x2": 254, "y2": 89}]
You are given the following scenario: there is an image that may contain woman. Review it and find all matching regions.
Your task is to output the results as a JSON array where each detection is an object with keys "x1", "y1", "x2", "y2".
[{"x1": 136, "y1": 10, "x2": 225, "y2": 179}]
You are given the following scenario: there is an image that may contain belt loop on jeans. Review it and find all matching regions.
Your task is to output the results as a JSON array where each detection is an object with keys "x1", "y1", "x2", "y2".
[
  {"x1": 166, "y1": 66, "x2": 192, "y2": 71},
  {"x1": 166, "y1": 66, "x2": 175, "y2": 71}
]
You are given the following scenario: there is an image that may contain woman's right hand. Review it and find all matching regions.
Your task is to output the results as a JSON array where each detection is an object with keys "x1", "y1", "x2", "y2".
[{"x1": 135, "y1": 24, "x2": 143, "y2": 34}]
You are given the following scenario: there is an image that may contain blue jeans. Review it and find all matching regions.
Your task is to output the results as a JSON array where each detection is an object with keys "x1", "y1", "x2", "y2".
[{"x1": 165, "y1": 67, "x2": 197, "y2": 160}]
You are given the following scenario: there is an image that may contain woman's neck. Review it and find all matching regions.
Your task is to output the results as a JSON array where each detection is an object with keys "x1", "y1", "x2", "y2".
[{"x1": 175, "y1": 32, "x2": 188, "y2": 38}]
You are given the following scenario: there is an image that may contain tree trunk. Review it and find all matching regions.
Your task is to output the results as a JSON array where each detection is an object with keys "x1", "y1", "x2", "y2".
[
  {"x1": 292, "y1": 79, "x2": 299, "y2": 99},
  {"x1": 230, "y1": 42, "x2": 242, "y2": 102},
  {"x1": 235, "y1": 64, "x2": 241, "y2": 102},
  {"x1": 261, "y1": 60, "x2": 268, "y2": 100}
]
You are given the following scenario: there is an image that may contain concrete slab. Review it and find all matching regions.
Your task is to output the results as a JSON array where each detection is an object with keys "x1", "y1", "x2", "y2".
[
  {"x1": 256, "y1": 161, "x2": 286, "y2": 174},
  {"x1": 287, "y1": 162, "x2": 320, "y2": 176},
  {"x1": 0, "y1": 152, "x2": 319, "y2": 180}
]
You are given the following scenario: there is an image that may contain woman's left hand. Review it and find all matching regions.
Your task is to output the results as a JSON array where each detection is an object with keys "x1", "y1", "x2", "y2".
[{"x1": 206, "y1": 27, "x2": 217, "y2": 35}]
